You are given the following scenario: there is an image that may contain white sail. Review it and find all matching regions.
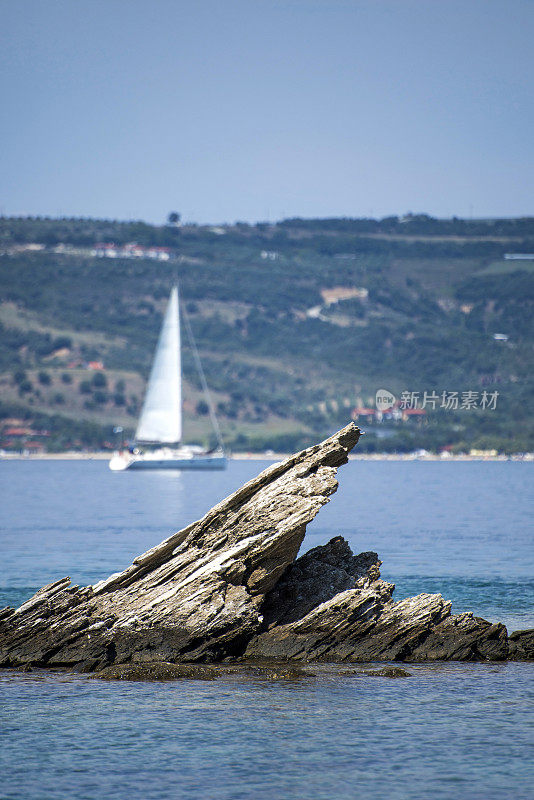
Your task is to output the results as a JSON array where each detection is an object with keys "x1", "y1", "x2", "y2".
[{"x1": 135, "y1": 286, "x2": 182, "y2": 443}]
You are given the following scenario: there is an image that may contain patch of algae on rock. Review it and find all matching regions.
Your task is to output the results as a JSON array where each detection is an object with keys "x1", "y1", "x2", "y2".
[
  {"x1": 356, "y1": 667, "x2": 412, "y2": 678},
  {"x1": 91, "y1": 662, "x2": 221, "y2": 681}
]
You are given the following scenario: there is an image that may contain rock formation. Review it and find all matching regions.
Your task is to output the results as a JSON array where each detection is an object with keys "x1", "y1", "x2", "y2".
[
  {"x1": 0, "y1": 422, "x2": 532, "y2": 670},
  {"x1": 245, "y1": 537, "x2": 512, "y2": 662}
]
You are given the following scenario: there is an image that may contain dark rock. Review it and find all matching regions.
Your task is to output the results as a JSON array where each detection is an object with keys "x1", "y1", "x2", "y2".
[
  {"x1": 262, "y1": 536, "x2": 380, "y2": 627},
  {"x1": 246, "y1": 556, "x2": 512, "y2": 663},
  {"x1": 507, "y1": 629, "x2": 534, "y2": 660}
]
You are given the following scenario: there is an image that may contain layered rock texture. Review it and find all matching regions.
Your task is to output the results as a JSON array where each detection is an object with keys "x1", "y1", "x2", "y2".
[
  {"x1": 1, "y1": 423, "x2": 532, "y2": 669},
  {"x1": 245, "y1": 538, "x2": 514, "y2": 662}
]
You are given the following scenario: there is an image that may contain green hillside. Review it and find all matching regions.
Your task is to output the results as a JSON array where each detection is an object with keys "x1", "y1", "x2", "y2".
[{"x1": 1, "y1": 214, "x2": 533, "y2": 453}]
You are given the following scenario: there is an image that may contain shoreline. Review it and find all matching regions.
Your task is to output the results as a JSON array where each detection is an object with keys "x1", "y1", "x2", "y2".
[{"x1": 1, "y1": 451, "x2": 533, "y2": 462}]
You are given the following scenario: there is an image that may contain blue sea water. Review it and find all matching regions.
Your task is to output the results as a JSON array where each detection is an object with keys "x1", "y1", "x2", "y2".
[{"x1": 0, "y1": 459, "x2": 533, "y2": 800}]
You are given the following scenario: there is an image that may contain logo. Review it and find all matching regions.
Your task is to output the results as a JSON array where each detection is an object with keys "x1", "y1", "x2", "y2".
[{"x1": 375, "y1": 389, "x2": 396, "y2": 411}]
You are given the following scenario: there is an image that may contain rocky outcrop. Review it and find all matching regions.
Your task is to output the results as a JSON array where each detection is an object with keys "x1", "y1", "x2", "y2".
[
  {"x1": 0, "y1": 422, "x2": 532, "y2": 670},
  {"x1": 245, "y1": 538, "x2": 512, "y2": 662},
  {"x1": 0, "y1": 423, "x2": 360, "y2": 669}
]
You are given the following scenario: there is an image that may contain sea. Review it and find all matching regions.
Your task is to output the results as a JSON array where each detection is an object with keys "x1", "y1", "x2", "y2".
[{"x1": 0, "y1": 459, "x2": 533, "y2": 800}]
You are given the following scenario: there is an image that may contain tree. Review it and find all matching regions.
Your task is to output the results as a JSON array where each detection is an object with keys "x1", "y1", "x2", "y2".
[
  {"x1": 53, "y1": 336, "x2": 72, "y2": 350},
  {"x1": 91, "y1": 372, "x2": 107, "y2": 388},
  {"x1": 196, "y1": 400, "x2": 209, "y2": 416},
  {"x1": 13, "y1": 369, "x2": 27, "y2": 385},
  {"x1": 18, "y1": 379, "x2": 33, "y2": 395},
  {"x1": 167, "y1": 211, "x2": 181, "y2": 226}
]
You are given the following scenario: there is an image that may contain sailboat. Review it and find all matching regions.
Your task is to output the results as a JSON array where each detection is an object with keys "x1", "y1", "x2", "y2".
[{"x1": 109, "y1": 286, "x2": 227, "y2": 471}]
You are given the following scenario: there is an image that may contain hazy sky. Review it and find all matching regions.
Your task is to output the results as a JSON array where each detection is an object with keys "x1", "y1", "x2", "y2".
[{"x1": 1, "y1": 0, "x2": 532, "y2": 224}]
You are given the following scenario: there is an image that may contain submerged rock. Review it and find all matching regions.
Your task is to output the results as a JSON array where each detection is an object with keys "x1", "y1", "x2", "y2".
[
  {"x1": 91, "y1": 662, "x2": 221, "y2": 681},
  {"x1": 90, "y1": 661, "x2": 315, "y2": 682},
  {"x1": 356, "y1": 667, "x2": 412, "y2": 678},
  {"x1": 0, "y1": 422, "x2": 532, "y2": 670}
]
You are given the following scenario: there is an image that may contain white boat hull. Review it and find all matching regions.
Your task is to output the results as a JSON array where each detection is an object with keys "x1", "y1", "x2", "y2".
[{"x1": 109, "y1": 448, "x2": 227, "y2": 472}]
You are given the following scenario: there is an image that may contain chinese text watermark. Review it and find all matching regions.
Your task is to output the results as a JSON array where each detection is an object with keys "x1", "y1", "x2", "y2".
[{"x1": 375, "y1": 389, "x2": 499, "y2": 411}]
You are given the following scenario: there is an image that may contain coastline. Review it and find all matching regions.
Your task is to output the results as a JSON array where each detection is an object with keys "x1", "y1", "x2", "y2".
[{"x1": 1, "y1": 451, "x2": 533, "y2": 462}]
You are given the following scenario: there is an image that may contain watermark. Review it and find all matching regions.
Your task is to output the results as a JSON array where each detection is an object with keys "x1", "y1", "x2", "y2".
[
  {"x1": 375, "y1": 389, "x2": 396, "y2": 411},
  {"x1": 376, "y1": 389, "x2": 499, "y2": 411}
]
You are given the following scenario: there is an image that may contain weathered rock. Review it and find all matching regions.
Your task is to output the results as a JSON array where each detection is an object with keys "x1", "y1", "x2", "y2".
[
  {"x1": 507, "y1": 629, "x2": 534, "y2": 660},
  {"x1": 1, "y1": 421, "x2": 531, "y2": 670},
  {"x1": 261, "y1": 536, "x2": 381, "y2": 627},
  {"x1": 0, "y1": 423, "x2": 360, "y2": 669},
  {"x1": 245, "y1": 540, "x2": 512, "y2": 662}
]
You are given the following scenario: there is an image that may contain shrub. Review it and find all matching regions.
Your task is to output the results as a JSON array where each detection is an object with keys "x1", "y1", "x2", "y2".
[
  {"x1": 38, "y1": 371, "x2": 52, "y2": 385},
  {"x1": 53, "y1": 336, "x2": 72, "y2": 349},
  {"x1": 79, "y1": 380, "x2": 92, "y2": 394},
  {"x1": 61, "y1": 372, "x2": 72, "y2": 384},
  {"x1": 13, "y1": 369, "x2": 27, "y2": 385},
  {"x1": 18, "y1": 380, "x2": 33, "y2": 394},
  {"x1": 91, "y1": 372, "x2": 107, "y2": 388}
]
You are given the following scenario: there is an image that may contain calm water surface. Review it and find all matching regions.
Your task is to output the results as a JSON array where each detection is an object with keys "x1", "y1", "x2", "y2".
[{"x1": 1, "y1": 459, "x2": 533, "y2": 800}]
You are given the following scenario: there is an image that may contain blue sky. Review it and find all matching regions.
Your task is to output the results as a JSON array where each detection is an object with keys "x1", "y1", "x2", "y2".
[{"x1": 1, "y1": 0, "x2": 532, "y2": 223}]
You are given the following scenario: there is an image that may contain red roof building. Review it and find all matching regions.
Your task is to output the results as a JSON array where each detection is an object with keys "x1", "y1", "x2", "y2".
[{"x1": 3, "y1": 427, "x2": 36, "y2": 436}]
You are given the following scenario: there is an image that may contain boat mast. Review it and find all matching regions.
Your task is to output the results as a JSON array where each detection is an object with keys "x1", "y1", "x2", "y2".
[{"x1": 181, "y1": 294, "x2": 225, "y2": 452}]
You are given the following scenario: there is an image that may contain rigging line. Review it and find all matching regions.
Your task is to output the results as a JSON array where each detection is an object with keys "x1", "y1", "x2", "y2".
[{"x1": 181, "y1": 298, "x2": 225, "y2": 451}]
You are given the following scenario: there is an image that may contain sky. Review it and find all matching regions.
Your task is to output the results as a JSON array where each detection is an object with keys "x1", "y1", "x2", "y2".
[{"x1": 1, "y1": 0, "x2": 533, "y2": 224}]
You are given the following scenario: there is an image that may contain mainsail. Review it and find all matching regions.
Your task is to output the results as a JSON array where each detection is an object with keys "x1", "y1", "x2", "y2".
[{"x1": 135, "y1": 286, "x2": 182, "y2": 443}]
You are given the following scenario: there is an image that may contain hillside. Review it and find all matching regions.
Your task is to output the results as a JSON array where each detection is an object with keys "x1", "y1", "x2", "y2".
[{"x1": 1, "y1": 214, "x2": 533, "y2": 454}]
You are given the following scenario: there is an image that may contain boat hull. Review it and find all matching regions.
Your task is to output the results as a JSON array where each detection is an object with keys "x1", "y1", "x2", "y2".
[
  {"x1": 109, "y1": 451, "x2": 227, "y2": 471},
  {"x1": 127, "y1": 455, "x2": 227, "y2": 471}
]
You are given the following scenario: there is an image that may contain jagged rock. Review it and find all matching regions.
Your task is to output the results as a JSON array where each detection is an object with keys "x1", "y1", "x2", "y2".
[
  {"x1": 245, "y1": 541, "x2": 511, "y2": 662},
  {"x1": 261, "y1": 536, "x2": 381, "y2": 627},
  {"x1": 1, "y1": 421, "x2": 531, "y2": 670},
  {"x1": 0, "y1": 423, "x2": 361, "y2": 668},
  {"x1": 507, "y1": 629, "x2": 534, "y2": 660}
]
